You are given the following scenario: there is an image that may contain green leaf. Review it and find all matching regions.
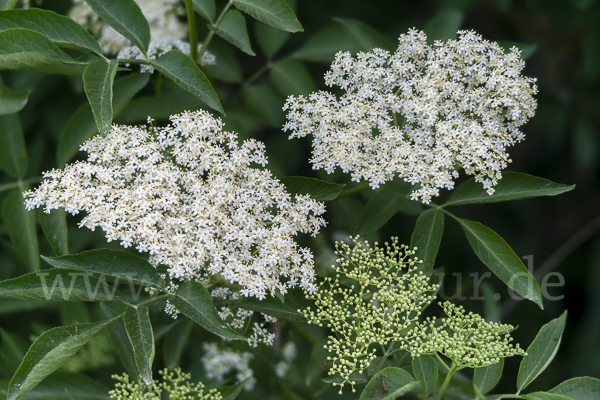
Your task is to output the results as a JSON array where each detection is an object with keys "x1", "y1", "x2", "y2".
[
  {"x1": 444, "y1": 172, "x2": 575, "y2": 206},
  {"x1": 0, "y1": 9, "x2": 103, "y2": 55},
  {"x1": 359, "y1": 367, "x2": 419, "y2": 400},
  {"x1": 6, "y1": 318, "x2": 118, "y2": 400},
  {"x1": 279, "y1": 176, "x2": 344, "y2": 202},
  {"x1": 0, "y1": 28, "x2": 89, "y2": 75},
  {"x1": 0, "y1": 0, "x2": 17, "y2": 11},
  {"x1": 270, "y1": 59, "x2": 315, "y2": 96},
  {"x1": 0, "y1": 372, "x2": 111, "y2": 400},
  {"x1": 42, "y1": 249, "x2": 165, "y2": 290},
  {"x1": 255, "y1": 20, "x2": 289, "y2": 59},
  {"x1": 192, "y1": 0, "x2": 216, "y2": 22},
  {"x1": 213, "y1": 10, "x2": 255, "y2": 56},
  {"x1": 0, "y1": 268, "x2": 128, "y2": 303},
  {"x1": 237, "y1": 288, "x2": 310, "y2": 323},
  {"x1": 243, "y1": 84, "x2": 283, "y2": 127},
  {"x1": 412, "y1": 355, "x2": 438, "y2": 397},
  {"x1": 498, "y1": 42, "x2": 537, "y2": 60},
  {"x1": 38, "y1": 208, "x2": 69, "y2": 256},
  {"x1": 517, "y1": 311, "x2": 567, "y2": 393},
  {"x1": 333, "y1": 18, "x2": 394, "y2": 52},
  {"x1": 550, "y1": 377, "x2": 600, "y2": 400},
  {"x1": 99, "y1": 302, "x2": 138, "y2": 381},
  {"x1": 217, "y1": 378, "x2": 249, "y2": 400},
  {"x1": 357, "y1": 181, "x2": 410, "y2": 234},
  {"x1": 168, "y1": 280, "x2": 245, "y2": 340},
  {"x1": 2, "y1": 189, "x2": 39, "y2": 272},
  {"x1": 57, "y1": 72, "x2": 150, "y2": 166},
  {"x1": 0, "y1": 81, "x2": 28, "y2": 115},
  {"x1": 0, "y1": 113, "x2": 27, "y2": 178},
  {"x1": 473, "y1": 359, "x2": 503, "y2": 395},
  {"x1": 0, "y1": 329, "x2": 28, "y2": 376},
  {"x1": 523, "y1": 393, "x2": 574, "y2": 400},
  {"x1": 410, "y1": 208, "x2": 444, "y2": 276},
  {"x1": 163, "y1": 320, "x2": 193, "y2": 370},
  {"x1": 423, "y1": 10, "x2": 464, "y2": 43},
  {"x1": 123, "y1": 306, "x2": 154, "y2": 385},
  {"x1": 291, "y1": 23, "x2": 359, "y2": 63},
  {"x1": 150, "y1": 50, "x2": 224, "y2": 114},
  {"x1": 456, "y1": 218, "x2": 543, "y2": 309},
  {"x1": 232, "y1": 0, "x2": 302, "y2": 32},
  {"x1": 83, "y1": 0, "x2": 150, "y2": 55},
  {"x1": 82, "y1": 59, "x2": 118, "y2": 135}
]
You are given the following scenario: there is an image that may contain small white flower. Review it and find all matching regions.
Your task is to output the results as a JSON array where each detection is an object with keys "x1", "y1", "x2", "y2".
[{"x1": 284, "y1": 30, "x2": 538, "y2": 203}]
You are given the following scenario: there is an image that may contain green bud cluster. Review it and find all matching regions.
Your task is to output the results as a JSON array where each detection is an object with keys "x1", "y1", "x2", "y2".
[
  {"x1": 301, "y1": 237, "x2": 438, "y2": 392},
  {"x1": 407, "y1": 301, "x2": 526, "y2": 368}
]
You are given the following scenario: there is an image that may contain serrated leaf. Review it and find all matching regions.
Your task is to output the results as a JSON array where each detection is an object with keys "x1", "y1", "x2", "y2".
[
  {"x1": 83, "y1": 0, "x2": 150, "y2": 55},
  {"x1": 217, "y1": 378, "x2": 249, "y2": 400},
  {"x1": 2, "y1": 189, "x2": 39, "y2": 272},
  {"x1": 0, "y1": 268, "x2": 128, "y2": 303},
  {"x1": 0, "y1": 28, "x2": 89, "y2": 75},
  {"x1": 357, "y1": 181, "x2": 411, "y2": 233},
  {"x1": 522, "y1": 393, "x2": 574, "y2": 400},
  {"x1": 456, "y1": 218, "x2": 543, "y2": 308},
  {"x1": 444, "y1": 172, "x2": 575, "y2": 206},
  {"x1": 412, "y1": 355, "x2": 437, "y2": 397},
  {"x1": 517, "y1": 311, "x2": 567, "y2": 393},
  {"x1": 57, "y1": 72, "x2": 150, "y2": 166},
  {"x1": 6, "y1": 318, "x2": 118, "y2": 400},
  {"x1": 359, "y1": 367, "x2": 418, "y2": 400},
  {"x1": 255, "y1": 20, "x2": 289, "y2": 59},
  {"x1": 123, "y1": 306, "x2": 154, "y2": 384},
  {"x1": 0, "y1": 9, "x2": 103, "y2": 55},
  {"x1": 232, "y1": 0, "x2": 302, "y2": 32},
  {"x1": 0, "y1": 372, "x2": 111, "y2": 400},
  {"x1": 0, "y1": 113, "x2": 27, "y2": 178},
  {"x1": 38, "y1": 208, "x2": 69, "y2": 256},
  {"x1": 150, "y1": 49, "x2": 224, "y2": 114},
  {"x1": 498, "y1": 42, "x2": 537, "y2": 60},
  {"x1": 42, "y1": 249, "x2": 165, "y2": 290},
  {"x1": 192, "y1": 0, "x2": 216, "y2": 22},
  {"x1": 333, "y1": 18, "x2": 394, "y2": 52},
  {"x1": 270, "y1": 59, "x2": 315, "y2": 96},
  {"x1": 82, "y1": 59, "x2": 118, "y2": 135},
  {"x1": 474, "y1": 359, "x2": 503, "y2": 395},
  {"x1": 279, "y1": 176, "x2": 344, "y2": 202},
  {"x1": 99, "y1": 302, "x2": 138, "y2": 381},
  {"x1": 213, "y1": 10, "x2": 255, "y2": 56},
  {"x1": 549, "y1": 376, "x2": 600, "y2": 400},
  {"x1": 410, "y1": 208, "x2": 444, "y2": 276},
  {"x1": 163, "y1": 320, "x2": 192, "y2": 370},
  {"x1": 237, "y1": 288, "x2": 310, "y2": 323},
  {"x1": 168, "y1": 280, "x2": 245, "y2": 340},
  {"x1": 0, "y1": 81, "x2": 28, "y2": 115}
]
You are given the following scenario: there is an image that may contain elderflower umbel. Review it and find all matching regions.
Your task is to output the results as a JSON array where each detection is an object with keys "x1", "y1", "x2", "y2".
[
  {"x1": 24, "y1": 111, "x2": 326, "y2": 299},
  {"x1": 407, "y1": 302, "x2": 525, "y2": 368},
  {"x1": 109, "y1": 368, "x2": 221, "y2": 400},
  {"x1": 284, "y1": 30, "x2": 538, "y2": 203},
  {"x1": 69, "y1": 0, "x2": 215, "y2": 67},
  {"x1": 202, "y1": 342, "x2": 256, "y2": 390},
  {"x1": 301, "y1": 237, "x2": 437, "y2": 391}
]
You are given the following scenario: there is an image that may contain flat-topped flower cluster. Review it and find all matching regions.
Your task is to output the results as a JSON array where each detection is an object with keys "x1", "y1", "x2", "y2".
[
  {"x1": 284, "y1": 29, "x2": 538, "y2": 203},
  {"x1": 24, "y1": 111, "x2": 326, "y2": 299}
]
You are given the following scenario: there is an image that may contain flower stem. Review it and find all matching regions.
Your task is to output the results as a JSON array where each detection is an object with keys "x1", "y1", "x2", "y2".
[
  {"x1": 438, "y1": 362, "x2": 457, "y2": 400},
  {"x1": 137, "y1": 293, "x2": 169, "y2": 307},
  {"x1": 197, "y1": 0, "x2": 233, "y2": 62},
  {"x1": 183, "y1": 0, "x2": 199, "y2": 63}
]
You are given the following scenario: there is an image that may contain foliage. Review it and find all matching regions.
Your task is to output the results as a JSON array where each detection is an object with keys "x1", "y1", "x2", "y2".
[{"x1": 0, "y1": 1, "x2": 598, "y2": 400}]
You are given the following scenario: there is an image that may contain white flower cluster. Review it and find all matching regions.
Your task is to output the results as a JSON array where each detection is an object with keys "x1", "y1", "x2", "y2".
[
  {"x1": 274, "y1": 342, "x2": 298, "y2": 378},
  {"x1": 202, "y1": 342, "x2": 255, "y2": 391},
  {"x1": 284, "y1": 30, "x2": 538, "y2": 203},
  {"x1": 70, "y1": 0, "x2": 186, "y2": 52},
  {"x1": 24, "y1": 111, "x2": 326, "y2": 299},
  {"x1": 117, "y1": 37, "x2": 216, "y2": 73},
  {"x1": 247, "y1": 314, "x2": 276, "y2": 348}
]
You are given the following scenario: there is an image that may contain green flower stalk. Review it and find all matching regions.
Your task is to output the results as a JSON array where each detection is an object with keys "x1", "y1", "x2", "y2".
[{"x1": 301, "y1": 237, "x2": 438, "y2": 392}]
